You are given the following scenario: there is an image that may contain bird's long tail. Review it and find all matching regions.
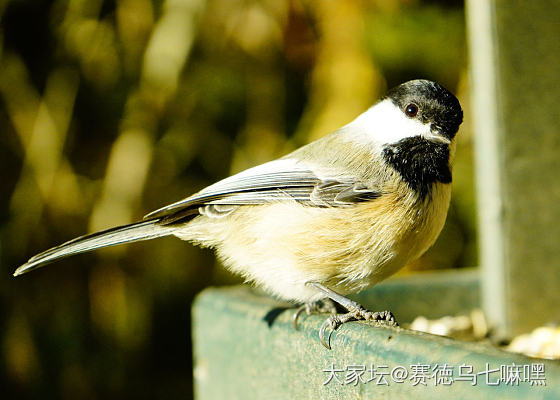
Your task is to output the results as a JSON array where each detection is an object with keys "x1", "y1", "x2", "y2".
[{"x1": 13, "y1": 219, "x2": 174, "y2": 277}]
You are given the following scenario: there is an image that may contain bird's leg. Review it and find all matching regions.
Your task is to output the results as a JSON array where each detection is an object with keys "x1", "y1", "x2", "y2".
[
  {"x1": 293, "y1": 298, "x2": 337, "y2": 330},
  {"x1": 306, "y1": 281, "x2": 399, "y2": 349}
]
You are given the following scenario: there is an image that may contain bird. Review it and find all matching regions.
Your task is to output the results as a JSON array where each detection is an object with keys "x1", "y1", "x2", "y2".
[{"x1": 14, "y1": 79, "x2": 463, "y2": 349}]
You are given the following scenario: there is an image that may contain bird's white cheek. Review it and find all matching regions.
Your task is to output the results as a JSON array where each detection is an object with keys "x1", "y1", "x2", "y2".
[{"x1": 348, "y1": 100, "x2": 430, "y2": 146}]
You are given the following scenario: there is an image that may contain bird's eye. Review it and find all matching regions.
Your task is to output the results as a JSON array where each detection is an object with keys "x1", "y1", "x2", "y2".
[{"x1": 405, "y1": 103, "x2": 418, "y2": 117}]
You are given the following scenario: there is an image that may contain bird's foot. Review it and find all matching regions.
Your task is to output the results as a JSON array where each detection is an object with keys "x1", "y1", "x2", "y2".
[
  {"x1": 319, "y1": 306, "x2": 398, "y2": 349},
  {"x1": 305, "y1": 281, "x2": 399, "y2": 349},
  {"x1": 293, "y1": 298, "x2": 337, "y2": 330}
]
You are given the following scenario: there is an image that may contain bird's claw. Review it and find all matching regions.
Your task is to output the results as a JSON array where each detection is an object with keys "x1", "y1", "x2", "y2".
[
  {"x1": 319, "y1": 314, "x2": 345, "y2": 349},
  {"x1": 296, "y1": 282, "x2": 398, "y2": 349},
  {"x1": 368, "y1": 310, "x2": 398, "y2": 327},
  {"x1": 293, "y1": 299, "x2": 337, "y2": 330},
  {"x1": 318, "y1": 307, "x2": 399, "y2": 349},
  {"x1": 293, "y1": 305, "x2": 308, "y2": 330}
]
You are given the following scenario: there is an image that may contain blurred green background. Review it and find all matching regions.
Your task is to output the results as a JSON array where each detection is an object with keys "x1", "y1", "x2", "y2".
[{"x1": 0, "y1": 0, "x2": 474, "y2": 398}]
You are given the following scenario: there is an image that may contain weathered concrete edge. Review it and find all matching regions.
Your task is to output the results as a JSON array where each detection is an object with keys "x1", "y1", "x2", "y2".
[{"x1": 193, "y1": 272, "x2": 558, "y2": 399}]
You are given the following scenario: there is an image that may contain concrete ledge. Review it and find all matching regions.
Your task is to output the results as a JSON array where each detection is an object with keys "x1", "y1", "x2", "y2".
[{"x1": 192, "y1": 270, "x2": 559, "y2": 399}]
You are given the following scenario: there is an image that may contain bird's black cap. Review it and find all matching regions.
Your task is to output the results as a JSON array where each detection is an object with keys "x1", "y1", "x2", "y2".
[{"x1": 385, "y1": 79, "x2": 463, "y2": 140}]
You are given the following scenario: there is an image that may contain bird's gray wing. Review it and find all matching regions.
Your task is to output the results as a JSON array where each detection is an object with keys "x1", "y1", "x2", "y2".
[{"x1": 145, "y1": 159, "x2": 381, "y2": 223}]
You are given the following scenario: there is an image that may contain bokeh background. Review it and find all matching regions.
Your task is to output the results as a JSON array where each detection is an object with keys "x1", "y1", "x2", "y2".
[{"x1": 0, "y1": 0, "x2": 474, "y2": 398}]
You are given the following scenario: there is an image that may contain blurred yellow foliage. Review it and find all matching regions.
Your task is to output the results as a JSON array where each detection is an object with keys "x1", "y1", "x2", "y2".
[{"x1": 0, "y1": 0, "x2": 472, "y2": 398}]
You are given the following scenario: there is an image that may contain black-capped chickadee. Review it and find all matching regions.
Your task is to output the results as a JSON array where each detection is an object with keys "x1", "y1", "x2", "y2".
[{"x1": 14, "y1": 79, "x2": 463, "y2": 349}]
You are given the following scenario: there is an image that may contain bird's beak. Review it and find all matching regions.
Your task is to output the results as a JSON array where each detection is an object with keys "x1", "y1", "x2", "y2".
[{"x1": 423, "y1": 130, "x2": 451, "y2": 145}]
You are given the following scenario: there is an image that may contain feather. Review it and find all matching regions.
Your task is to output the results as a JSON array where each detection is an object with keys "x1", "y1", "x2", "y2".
[
  {"x1": 13, "y1": 219, "x2": 173, "y2": 276},
  {"x1": 147, "y1": 159, "x2": 382, "y2": 222}
]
